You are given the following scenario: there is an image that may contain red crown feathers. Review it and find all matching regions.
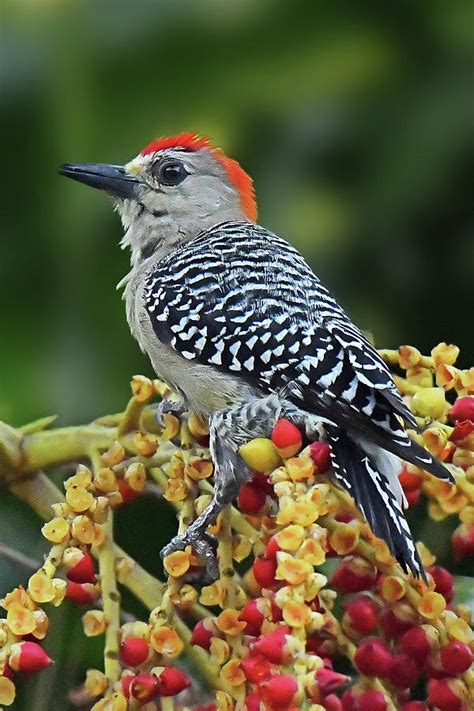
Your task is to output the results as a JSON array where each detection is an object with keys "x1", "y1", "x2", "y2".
[{"x1": 140, "y1": 133, "x2": 257, "y2": 222}]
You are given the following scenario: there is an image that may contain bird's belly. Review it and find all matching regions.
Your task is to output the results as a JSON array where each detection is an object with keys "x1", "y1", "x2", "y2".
[{"x1": 135, "y1": 311, "x2": 258, "y2": 417}]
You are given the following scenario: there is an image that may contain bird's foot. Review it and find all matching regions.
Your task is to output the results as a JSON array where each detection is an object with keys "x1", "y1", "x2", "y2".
[
  {"x1": 160, "y1": 529, "x2": 218, "y2": 583},
  {"x1": 156, "y1": 397, "x2": 186, "y2": 428}
]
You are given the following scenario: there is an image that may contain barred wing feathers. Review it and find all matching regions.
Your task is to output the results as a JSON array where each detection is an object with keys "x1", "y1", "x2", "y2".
[{"x1": 143, "y1": 221, "x2": 451, "y2": 483}]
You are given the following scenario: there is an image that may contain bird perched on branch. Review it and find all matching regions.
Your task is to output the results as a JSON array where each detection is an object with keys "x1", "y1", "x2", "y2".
[{"x1": 60, "y1": 133, "x2": 453, "y2": 580}]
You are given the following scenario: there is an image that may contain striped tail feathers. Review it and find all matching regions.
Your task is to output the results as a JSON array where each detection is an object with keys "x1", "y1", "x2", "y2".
[
  {"x1": 387, "y1": 429, "x2": 454, "y2": 484},
  {"x1": 326, "y1": 425, "x2": 425, "y2": 580}
]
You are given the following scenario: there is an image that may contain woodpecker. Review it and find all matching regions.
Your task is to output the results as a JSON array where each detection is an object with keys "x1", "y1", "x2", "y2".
[{"x1": 59, "y1": 133, "x2": 453, "y2": 580}]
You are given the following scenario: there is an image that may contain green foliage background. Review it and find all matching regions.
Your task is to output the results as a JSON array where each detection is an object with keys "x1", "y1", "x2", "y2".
[{"x1": 0, "y1": 1, "x2": 473, "y2": 708}]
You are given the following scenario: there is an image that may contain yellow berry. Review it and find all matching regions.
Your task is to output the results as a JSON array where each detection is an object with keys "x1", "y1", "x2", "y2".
[
  {"x1": 28, "y1": 571, "x2": 55, "y2": 604},
  {"x1": 163, "y1": 478, "x2": 189, "y2": 502},
  {"x1": 64, "y1": 465, "x2": 93, "y2": 490},
  {"x1": 6, "y1": 603, "x2": 36, "y2": 636},
  {"x1": 282, "y1": 600, "x2": 312, "y2": 627},
  {"x1": 276, "y1": 552, "x2": 313, "y2": 585},
  {"x1": 163, "y1": 550, "x2": 191, "y2": 578},
  {"x1": 131, "y1": 374, "x2": 154, "y2": 401},
  {"x1": 0, "y1": 676, "x2": 16, "y2": 706},
  {"x1": 239, "y1": 438, "x2": 281, "y2": 472},
  {"x1": 380, "y1": 576, "x2": 406, "y2": 603},
  {"x1": 41, "y1": 517, "x2": 70, "y2": 544},
  {"x1": 329, "y1": 524, "x2": 359, "y2": 555},
  {"x1": 418, "y1": 591, "x2": 446, "y2": 619},
  {"x1": 94, "y1": 468, "x2": 117, "y2": 493},
  {"x1": 149, "y1": 625, "x2": 183, "y2": 657},
  {"x1": 216, "y1": 609, "x2": 247, "y2": 636},
  {"x1": 221, "y1": 658, "x2": 245, "y2": 687},
  {"x1": 412, "y1": 388, "x2": 447, "y2": 420},
  {"x1": 32, "y1": 609, "x2": 49, "y2": 639},
  {"x1": 101, "y1": 441, "x2": 125, "y2": 467},
  {"x1": 71, "y1": 515, "x2": 96, "y2": 545},
  {"x1": 431, "y1": 342, "x2": 459, "y2": 366},
  {"x1": 210, "y1": 637, "x2": 230, "y2": 666},
  {"x1": 188, "y1": 412, "x2": 209, "y2": 437},
  {"x1": 82, "y1": 610, "x2": 107, "y2": 637},
  {"x1": 124, "y1": 462, "x2": 147, "y2": 492},
  {"x1": 85, "y1": 669, "x2": 108, "y2": 698},
  {"x1": 133, "y1": 432, "x2": 158, "y2": 456},
  {"x1": 66, "y1": 485, "x2": 94, "y2": 513},
  {"x1": 398, "y1": 345, "x2": 422, "y2": 369},
  {"x1": 51, "y1": 578, "x2": 67, "y2": 606},
  {"x1": 185, "y1": 457, "x2": 213, "y2": 481}
]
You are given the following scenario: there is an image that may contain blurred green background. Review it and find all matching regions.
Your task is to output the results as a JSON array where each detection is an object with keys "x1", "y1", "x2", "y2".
[{"x1": 1, "y1": 0, "x2": 473, "y2": 708}]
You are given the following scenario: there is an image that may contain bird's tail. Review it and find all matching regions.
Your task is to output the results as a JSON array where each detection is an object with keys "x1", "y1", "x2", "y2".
[{"x1": 325, "y1": 424, "x2": 425, "y2": 579}]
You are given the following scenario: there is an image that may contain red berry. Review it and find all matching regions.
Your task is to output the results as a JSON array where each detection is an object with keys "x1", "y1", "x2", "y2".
[
  {"x1": 354, "y1": 637, "x2": 392, "y2": 677},
  {"x1": 238, "y1": 482, "x2": 267, "y2": 514},
  {"x1": 272, "y1": 419, "x2": 303, "y2": 458},
  {"x1": 331, "y1": 557, "x2": 377, "y2": 593},
  {"x1": 341, "y1": 689, "x2": 356, "y2": 711},
  {"x1": 130, "y1": 673, "x2": 160, "y2": 703},
  {"x1": 344, "y1": 595, "x2": 378, "y2": 635},
  {"x1": 65, "y1": 580, "x2": 99, "y2": 605},
  {"x1": 118, "y1": 479, "x2": 140, "y2": 504},
  {"x1": 253, "y1": 556, "x2": 278, "y2": 589},
  {"x1": 353, "y1": 689, "x2": 388, "y2": 711},
  {"x1": 259, "y1": 675, "x2": 297, "y2": 710},
  {"x1": 405, "y1": 489, "x2": 421, "y2": 507},
  {"x1": 158, "y1": 666, "x2": 191, "y2": 696},
  {"x1": 427, "y1": 678, "x2": 465, "y2": 711},
  {"x1": 387, "y1": 654, "x2": 419, "y2": 688},
  {"x1": 323, "y1": 694, "x2": 344, "y2": 711},
  {"x1": 429, "y1": 566, "x2": 455, "y2": 603},
  {"x1": 265, "y1": 535, "x2": 281, "y2": 561},
  {"x1": 399, "y1": 627, "x2": 433, "y2": 667},
  {"x1": 426, "y1": 652, "x2": 451, "y2": 680},
  {"x1": 399, "y1": 468, "x2": 422, "y2": 492},
  {"x1": 310, "y1": 441, "x2": 331, "y2": 473},
  {"x1": 250, "y1": 626, "x2": 291, "y2": 664},
  {"x1": 241, "y1": 655, "x2": 272, "y2": 684},
  {"x1": 452, "y1": 522, "x2": 474, "y2": 560},
  {"x1": 190, "y1": 619, "x2": 216, "y2": 650},
  {"x1": 65, "y1": 551, "x2": 96, "y2": 584},
  {"x1": 450, "y1": 420, "x2": 474, "y2": 443},
  {"x1": 440, "y1": 640, "x2": 473, "y2": 675},
  {"x1": 449, "y1": 397, "x2": 474, "y2": 422},
  {"x1": 9, "y1": 641, "x2": 52, "y2": 673},
  {"x1": 121, "y1": 675, "x2": 135, "y2": 699},
  {"x1": 400, "y1": 703, "x2": 429, "y2": 711},
  {"x1": 379, "y1": 603, "x2": 418, "y2": 638},
  {"x1": 244, "y1": 693, "x2": 261, "y2": 711},
  {"x1": 239, "y1": 599, "x2": 265, "y2": 636},
  {"x1": 270, "y1": 595, "x2": 283, "y2": 622},
  {"x1": 251, "y1": 471, "x2": 274, "y2": 493},
  {"x1": 119, "y1": 637, "x2": 149, "y2": 667},
  {"x1": 315, "y1": 666, "x2": 349, "y2": 694},
  {"x1": 306, "y1": 635, "x2": 338, "y2": 659}
]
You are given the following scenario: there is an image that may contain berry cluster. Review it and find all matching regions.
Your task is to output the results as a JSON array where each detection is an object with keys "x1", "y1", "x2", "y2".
[{"x1": 0, "y1": 344, "x2": 472, "y2": 710}]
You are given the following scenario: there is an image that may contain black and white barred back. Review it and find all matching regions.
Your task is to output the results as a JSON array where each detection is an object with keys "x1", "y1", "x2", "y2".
[{"x1": 143, "y1": 221, "x2": 453, "y2": 577}]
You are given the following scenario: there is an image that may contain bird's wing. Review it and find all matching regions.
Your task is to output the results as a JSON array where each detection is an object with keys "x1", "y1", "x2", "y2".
[{"x1": 143, "y1": 221, "x2": 449, "y2": 480}]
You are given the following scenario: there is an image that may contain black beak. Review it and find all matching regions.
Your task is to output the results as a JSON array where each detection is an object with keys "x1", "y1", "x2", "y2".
[{"x1": 58, "y1": 163, "x2": 140, "y2": 200}]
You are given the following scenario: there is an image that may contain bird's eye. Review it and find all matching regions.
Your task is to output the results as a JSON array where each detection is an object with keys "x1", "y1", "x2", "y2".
[{"x1": 153, "y1": 160, "x2": 188, "y2": 186}]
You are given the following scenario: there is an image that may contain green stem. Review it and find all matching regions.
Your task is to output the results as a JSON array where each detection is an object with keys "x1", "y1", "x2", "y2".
[
  {"x1": 96, "y1": 509, "x2": 121, "y2": 687},
  {"x1": 21, "y1": 426, "x2": 116, "y2": 473}
]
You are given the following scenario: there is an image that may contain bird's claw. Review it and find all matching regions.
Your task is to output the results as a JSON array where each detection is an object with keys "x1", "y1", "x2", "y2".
[
  {"x1": 156, "y1": 397, "x2": 186, "y2": 428},
  {"x1": 160, "y1": 531, "x2": 218, "y2": 584}
]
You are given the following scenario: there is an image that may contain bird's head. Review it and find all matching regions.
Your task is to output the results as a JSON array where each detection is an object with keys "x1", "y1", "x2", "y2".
[{"x1": 59, "y1": 133, "x2": 257, "y2": 263}]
